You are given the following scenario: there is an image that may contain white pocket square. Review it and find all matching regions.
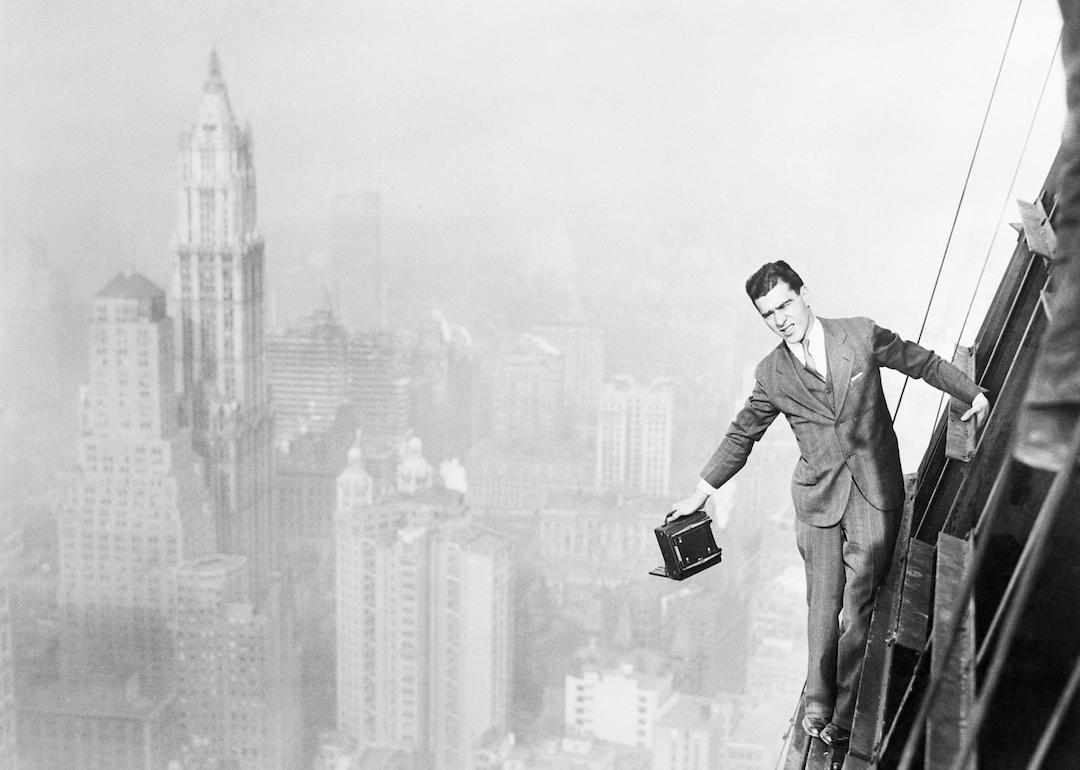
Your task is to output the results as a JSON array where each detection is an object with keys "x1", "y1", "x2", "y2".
[{"x1": 850, "y1": 371, "x2": 865, "y2": 383}]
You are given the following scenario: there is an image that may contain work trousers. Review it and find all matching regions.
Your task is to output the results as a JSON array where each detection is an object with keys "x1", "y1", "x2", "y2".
[{"x1": 796, "y1": 482, "x2": 900, "y2": 729}]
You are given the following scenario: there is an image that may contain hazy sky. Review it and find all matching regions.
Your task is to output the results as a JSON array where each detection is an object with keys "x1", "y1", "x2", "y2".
[{"x1": 0, "y1": 0, "x2": 1068, "y2": 458}]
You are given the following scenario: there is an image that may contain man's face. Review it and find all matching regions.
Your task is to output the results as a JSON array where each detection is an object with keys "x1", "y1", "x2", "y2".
[{"x1": 753, "y1": 281, "x2": 812, "y2": 344}]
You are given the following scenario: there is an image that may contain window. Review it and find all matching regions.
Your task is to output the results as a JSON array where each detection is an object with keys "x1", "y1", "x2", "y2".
[
  {"x1": 200, "y1": 190, "x2": 215, "y2": 245},
  {"x1": 201, "y1": 149, "x2": 215, "y2": 181}
]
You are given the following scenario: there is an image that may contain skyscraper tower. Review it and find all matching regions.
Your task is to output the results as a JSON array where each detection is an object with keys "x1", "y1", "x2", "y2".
[
  {"x1": 595, "y1": 376, "x2": 674, "y2": 498},
  {"x1": 335, "y1": 481, "x2": 511, "y2": 767},
  {"x1": 172, "y1": 50, "x2": 273, "y2": 588},
  {"x1": 59, "y1": 271, "x2": 214, "y2": 685}
]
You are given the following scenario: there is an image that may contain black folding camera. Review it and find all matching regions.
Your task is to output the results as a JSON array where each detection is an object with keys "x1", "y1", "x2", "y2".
[{"x1": 649, "y1": 510, "x2": 722, "y2": 581}]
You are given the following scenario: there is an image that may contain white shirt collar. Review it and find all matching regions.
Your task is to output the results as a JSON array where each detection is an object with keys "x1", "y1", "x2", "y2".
[{"x1": 785, "y1": 312, "x2": 827, "y2": 376}]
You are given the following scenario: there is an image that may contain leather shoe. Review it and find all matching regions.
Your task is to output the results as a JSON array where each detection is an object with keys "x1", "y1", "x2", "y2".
[
  {"x1": 801, "y1": 715, "x2": 829, "y2": 738},
  {"x1": 819, "y1": 722, "x2": 850, "y2": 747}
]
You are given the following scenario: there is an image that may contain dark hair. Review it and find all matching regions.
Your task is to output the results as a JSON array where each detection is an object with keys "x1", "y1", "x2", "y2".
[{"x1": 745, "y1": 261, "x2": 804, "y2": 301}]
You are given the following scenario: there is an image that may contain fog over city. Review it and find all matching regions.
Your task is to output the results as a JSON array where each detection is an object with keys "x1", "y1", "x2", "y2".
[{"x1": 0, "y1": 1, "x2": 1068, "y2": 768}]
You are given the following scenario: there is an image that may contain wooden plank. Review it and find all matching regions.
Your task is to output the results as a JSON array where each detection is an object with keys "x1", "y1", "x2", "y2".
[
  {"x1": 927, "y1": 533, "x2": 976, "y2": 769},
  {"x1": 846, "y1": 474, "x2": 918, "y2": 762},
  {"x1": 946, "y1": 346, "x2": 978, "y2": 463},
  {"x1": 894, "y1": 538, "x2": 935, "y2": 651},
  {"x1": 1017, "y1": 198, "x2": 1057, "y2": 259}
]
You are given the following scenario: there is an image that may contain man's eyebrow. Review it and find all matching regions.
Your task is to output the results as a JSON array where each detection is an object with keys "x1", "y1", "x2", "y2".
[{"x1": 760, "y1": 299, "x2": 791, "y2": 318}]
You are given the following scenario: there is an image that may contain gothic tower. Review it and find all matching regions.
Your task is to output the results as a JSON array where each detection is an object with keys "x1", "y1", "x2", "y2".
[{"x1": 172, "y1": 50, "x2": 273, "y2": 589}]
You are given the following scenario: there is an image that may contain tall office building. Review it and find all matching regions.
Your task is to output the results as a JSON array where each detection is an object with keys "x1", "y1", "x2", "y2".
[
  {"x1": 267, "y1": 308, "x2": 349, "y2": 444},
  {"x1": 58, "y1": 272, "x2": 213, "y2": 685},
  {"x1": 530, "y1": 324, "x2": 604, "y2": 410},
  {"x1": 172, "y1": 50, "x2": 273, "y2": 588},
  {"x1": 595, "y1": 376, "x2": 674, "y2": 497},
  {"x1": 428, "y1": 526, "x2": 511, "y2": 770},
  {"x1": 348, "y1": 331, "x2": 414, "y2": 442},
  {"x1": 336, "y1": 522, "x2": 432, "y2": 758},
  {"x1": 335, "y1": 486, "x2": 510, "y2": 768},
  {"x1": 174, "y1": 555, "x2": 302, "y2": 770},
  {"x1": 487, "y1": 332, "x2": 565, "y2": 445},
  {"x1": 328, "y1": 190, "x2": 384, "y2": 330},
  {"x1": 274, "y1": 405, "x2": 358, "y2": 552}
]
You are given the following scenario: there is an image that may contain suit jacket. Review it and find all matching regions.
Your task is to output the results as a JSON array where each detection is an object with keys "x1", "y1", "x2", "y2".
[{"x1": 700, "y1": 316, "x2": 982, "y2": 526}]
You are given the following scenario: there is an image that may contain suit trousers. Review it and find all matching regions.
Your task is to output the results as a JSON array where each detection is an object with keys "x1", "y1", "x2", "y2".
[{"x1": 795, "y1": 479, "x2": 900, "y2": 729}]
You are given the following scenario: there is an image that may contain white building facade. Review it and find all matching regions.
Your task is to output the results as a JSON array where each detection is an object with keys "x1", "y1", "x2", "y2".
[
  {"x1": 59, "y1": 273, "x2": 213, "y2": 685},
  {"x1": 596, "y1": 376, "x2": 674, "y2": 497}
]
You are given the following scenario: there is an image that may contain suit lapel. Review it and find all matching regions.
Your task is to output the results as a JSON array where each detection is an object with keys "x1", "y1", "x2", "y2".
[
  {"x1": 775, "y1": 344, "x2": 833, "y2": 419},
  {"x1": 822, "y1": 318, "x2": 854, "y2": 415}
]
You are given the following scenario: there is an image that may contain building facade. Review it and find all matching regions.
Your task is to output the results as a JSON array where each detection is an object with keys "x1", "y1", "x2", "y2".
[
  {"x1": 488, "y1": 333, "x2": 565, "y2": 445},
  {"x1": 347, "y1": 331, "x2": 414, "y2": 443},
  {"x1": 530, "y1": 324, "x2": 604, "y2": 411},
  {"x1": 17, "y1": 675, "x2": 178, "y2": 770},
  {"x1": 336, "y1": 485, "x2": 510, "y2": 769},
  {"x1": 564, "y1": 648, "x2": 673, "y2": 750},
  {"x1": 267, "y1": 308, "x2": 349, "y2": 445},
  {"x1": 58, "y1": 272, "x2": 213, "y2": 685},
  {"x1": 595, "y1": 376, "x2": 674, "y2": 498},
  {"x1": 174, "y1": 555, "x2": 302, "y2": 770}
]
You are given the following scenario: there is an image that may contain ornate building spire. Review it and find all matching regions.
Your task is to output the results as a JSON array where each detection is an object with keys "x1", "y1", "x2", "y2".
[
  {"x1": 206, "y1": 47, "x2": 224, "y2": 91},
  {"x1": 195, "y1": 47, "x2": 236, "y2": 135}
]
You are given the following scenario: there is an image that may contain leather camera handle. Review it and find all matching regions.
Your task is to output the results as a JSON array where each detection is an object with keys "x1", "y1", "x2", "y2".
[{"x1": 665, "y1": 507, "x2": 703, "y2": 524}]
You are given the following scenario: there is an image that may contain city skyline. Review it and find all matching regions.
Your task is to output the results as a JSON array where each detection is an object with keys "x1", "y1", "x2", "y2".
[
  {"x1": 1, "y1": 4, "x2": 1075, "y2": 768},
  {"x1": 2, "y1": 1, "x2": 1069, "y2": 477}
]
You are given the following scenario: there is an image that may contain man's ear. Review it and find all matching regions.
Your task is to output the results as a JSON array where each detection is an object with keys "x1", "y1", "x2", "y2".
[{"x1": 800, "y1": 285, "x2": 812, "y2": 306}]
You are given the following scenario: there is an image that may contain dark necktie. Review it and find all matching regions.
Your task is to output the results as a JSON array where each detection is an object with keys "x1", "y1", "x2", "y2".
[{"x1": 801, "y1": 338, "x2": 824, "y2": 381}]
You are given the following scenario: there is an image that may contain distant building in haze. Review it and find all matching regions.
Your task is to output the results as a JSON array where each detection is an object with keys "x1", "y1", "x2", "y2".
[
  {"x1": 651, "y1": 694, "x2": 736, "y2": 770},
  {"x1": 17, "y1": 673, "x2": 179, "y2": 770},
  {"x1": 328, "y1": 190, "x2": 384, "y2": 331},
  {"x1": 267, "y1": 308, "x2": 349, "y2": 445},
  {"x1": 335, "y1": 481, "x2": 510, "y2": 768},
  {"x1": 273, "y1": 405, "x2": 358, "y2": 554},
  {"x1": 348, "y1": 331, "x2": 414, "y2": 443},
  {"x1": 595, "y1": 376, "x2": 674, "y2": 498},
  {"x1": 464, "y1": 439, "x2": 591, "y2": 514},
  {"x1": 485, "y1": 332, "x2": 565, "y2": 445},
  {"x1": 531, "y1": 324, "x2": 605, "y2": 410},
  {"x1": 174, "y1": 555, "x2": 302, "y2": 770},
  {"x1": 58, "y1": 272, "x2": 213, "y2": 686}
]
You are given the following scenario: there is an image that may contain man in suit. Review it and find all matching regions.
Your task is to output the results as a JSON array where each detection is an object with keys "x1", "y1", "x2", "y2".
[{"x1": 672, "y1": 261, "x2": 989, "y2": 747}]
